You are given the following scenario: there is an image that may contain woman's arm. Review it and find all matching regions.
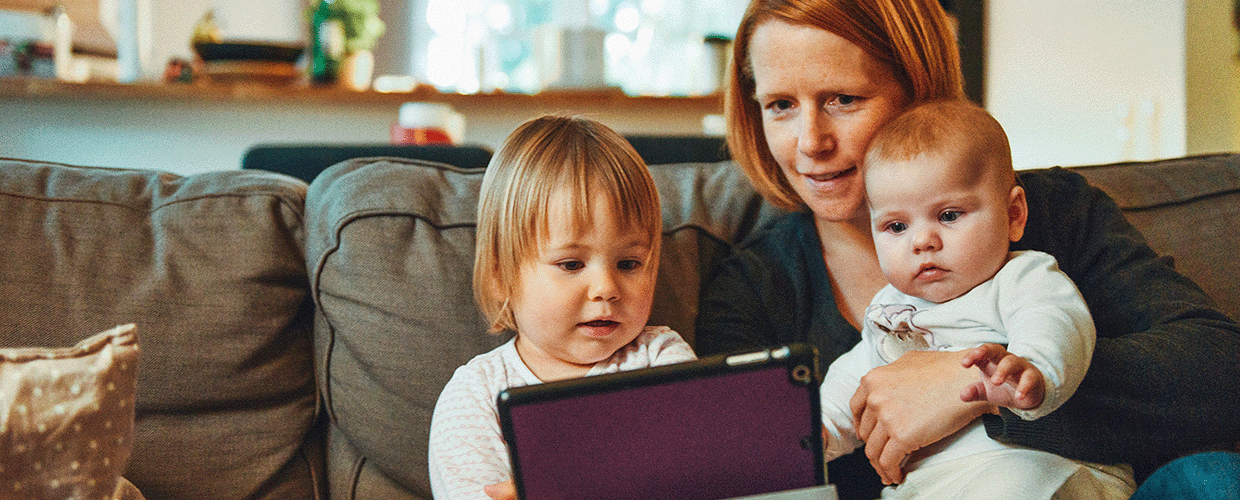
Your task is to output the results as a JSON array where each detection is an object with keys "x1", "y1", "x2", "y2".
[
  {"x1": 695, "y1": 212, "x2": 857, "y2": 360},
  {"x1": 996, "y1": 168, "x2": 1240, "y2": 477}
]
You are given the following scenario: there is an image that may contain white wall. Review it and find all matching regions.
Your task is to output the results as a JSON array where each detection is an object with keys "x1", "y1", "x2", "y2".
[
  {"x1": 0, "y1": 94, "x2": 713, "y2": 174},
  {"x1": 986, "y1": 0, "x2": 1187, "y2": 169},
  {"x1": 1186, "y1": 0, "x2": 1240, "y2": 155}
]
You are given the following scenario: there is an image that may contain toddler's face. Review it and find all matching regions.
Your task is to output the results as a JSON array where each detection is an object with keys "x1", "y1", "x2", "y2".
[
  {"x1": 510, "y1": 189, "x2": 656, "y2": 381},
  {"x1": 867, "y1": 148, "x2": 1023, "y2": 303}
]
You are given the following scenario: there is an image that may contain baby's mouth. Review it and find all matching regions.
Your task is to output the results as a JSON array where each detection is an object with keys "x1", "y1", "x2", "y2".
[{"x1": 916, "y1": 264, "x2": 947, "y2": 280}]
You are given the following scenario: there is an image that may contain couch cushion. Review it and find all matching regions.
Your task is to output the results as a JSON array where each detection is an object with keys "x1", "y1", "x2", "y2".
[
  {"x1": 1073, "y1": 153, "x2": 1240, "y2": 320},
  {"x1": 0, "y1": 160, "x2": 321, "y2": 500},
  {"x1": 304, "y1": 157, "x2": 780, "y2": 498},
  {"x1": 0, "y1": 324, "x2": 139, "y2": 499}
]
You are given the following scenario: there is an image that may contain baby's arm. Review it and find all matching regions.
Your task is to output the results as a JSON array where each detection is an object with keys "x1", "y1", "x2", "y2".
[{"x1": 959, "y1": 343, "x2": 1046, "y2": 411}]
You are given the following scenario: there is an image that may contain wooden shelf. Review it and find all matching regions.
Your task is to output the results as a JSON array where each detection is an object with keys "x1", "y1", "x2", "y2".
[{"x1": 0, "y1": 77, "x2": 724, "y2": 109}]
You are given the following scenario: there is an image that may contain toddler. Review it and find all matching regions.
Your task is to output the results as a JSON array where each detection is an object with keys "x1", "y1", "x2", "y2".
[
  {"x1": 820, "y1": 100, "x2": 1135, "y2": 499},
  {"x1": 428, "y1": 115, "x2": 696, "y2": 500}
]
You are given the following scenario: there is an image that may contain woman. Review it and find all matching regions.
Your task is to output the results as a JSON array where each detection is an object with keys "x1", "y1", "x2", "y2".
[{"x1": 695, "y1": 0, "x2": 1240, "y2": 498}]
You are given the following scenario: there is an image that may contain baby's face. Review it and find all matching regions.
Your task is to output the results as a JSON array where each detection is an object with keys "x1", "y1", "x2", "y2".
[{"x1": 866, "y1": 148, "x2": 1023, "y2": 303}]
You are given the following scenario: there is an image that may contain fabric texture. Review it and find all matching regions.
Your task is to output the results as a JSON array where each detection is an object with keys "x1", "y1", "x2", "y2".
[
  {"x1": 428, "y1": 326, "x2": 695, "y2": 500},
  {"x1": 0, "y1": 160, "x2": 320, "y2": 500},
  {"x1": 882, "y1": 449, "x2": 1133, "y2": 500},
  {"x1": 695, "y1": 165, "x2": 1240, "y2": 495},
  {"x1": 0, "y1": 324, "x2": 141, "y2": 500},
  {"x1": 1129, "y1": 451, "x2": 1240, "y2": 500},
  {"x1": 305, "y1": 158, "x2": 779, "y2": 498}
]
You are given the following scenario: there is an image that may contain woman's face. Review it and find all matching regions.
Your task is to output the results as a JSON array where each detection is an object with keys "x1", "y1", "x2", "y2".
[{"x1": 749, "y1": 20, "x2": 910, "y2": 224}]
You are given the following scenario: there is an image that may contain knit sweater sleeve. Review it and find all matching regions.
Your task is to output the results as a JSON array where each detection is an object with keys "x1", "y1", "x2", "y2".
[
  {"x1": 986, "y1": 168, "x2": 1240, "y2": 477},
  {"x1": 428, "y1": 356, "x2": 515, "y2": 500}
]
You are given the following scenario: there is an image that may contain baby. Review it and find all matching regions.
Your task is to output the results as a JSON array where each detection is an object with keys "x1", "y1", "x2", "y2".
[{"x1": 820, "y1": 100, "x2": 1135, "y2": 498}]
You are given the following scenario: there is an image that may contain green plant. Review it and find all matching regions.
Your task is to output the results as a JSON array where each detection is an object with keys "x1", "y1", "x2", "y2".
[{"x1": 312, "y1": 0, "x2": 386, "y2": 54}]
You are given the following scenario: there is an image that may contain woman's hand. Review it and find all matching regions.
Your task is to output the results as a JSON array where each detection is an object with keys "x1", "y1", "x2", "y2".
[
  {"x1": 849, "y1": 350, "x2": 996, "y2": 484},
  {"x1": 484, "y1": 480, "x2": 516, "y2": 500}
]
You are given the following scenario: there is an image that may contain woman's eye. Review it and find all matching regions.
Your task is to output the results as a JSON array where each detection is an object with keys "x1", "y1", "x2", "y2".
[
  {"x1": 617, "y1": 259, "x2": 642, "y2": 271},
  {"x1": 764, "y1": 98, "x2": 794, "y2": 114},
  {"x1": 886, "y1": 221, "x2": 907, "y2": 234},
  {"x1": 940, "y1": 211, "x2": 962, "y2": 223},
  {"x1": 557, "y1": 261, "x2": 584, "y2": 272},
  {"x1": 836, "y1": 94, "x2": 858, "y2": 106}
]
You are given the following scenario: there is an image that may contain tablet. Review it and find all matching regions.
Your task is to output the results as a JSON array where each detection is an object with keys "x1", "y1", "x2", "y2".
[{"x1": 498, "y1": 343, "x2": 825, "y2": 500}]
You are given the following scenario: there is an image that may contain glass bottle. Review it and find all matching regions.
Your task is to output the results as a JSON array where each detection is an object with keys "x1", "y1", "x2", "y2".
[{"x1": 310, "y1": 0, "x2": 342, "y2": 84}]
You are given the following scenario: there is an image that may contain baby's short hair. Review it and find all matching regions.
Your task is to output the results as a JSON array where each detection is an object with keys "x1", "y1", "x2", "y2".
[
  {"x1": 865, "y1": 99, "x2": 1014, "y2": 189},
  {"x1": 473, "y1": 115, "x2": 662, "y2": 334}
]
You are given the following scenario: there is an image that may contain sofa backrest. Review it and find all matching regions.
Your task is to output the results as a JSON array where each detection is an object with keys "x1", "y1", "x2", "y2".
[
  {"x1": 1074, "y1": 153, "x2": 1240, "y2": 321},
  {"x1": 0, "y1": 159, "x2": 322, "y2": 500},
  {"x1": 304, "y1": 157, "x2": 783, "y2": 499}
]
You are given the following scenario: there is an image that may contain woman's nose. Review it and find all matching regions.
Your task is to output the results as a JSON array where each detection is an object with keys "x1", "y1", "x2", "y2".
[{"x1": 797, "y1": 111, "x2": 836, "y2": 160}]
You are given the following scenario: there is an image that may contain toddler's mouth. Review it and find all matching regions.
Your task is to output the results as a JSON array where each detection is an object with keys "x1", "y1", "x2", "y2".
[{"x1": 581, "y1": 319, "x2": 618, "y2": 328}]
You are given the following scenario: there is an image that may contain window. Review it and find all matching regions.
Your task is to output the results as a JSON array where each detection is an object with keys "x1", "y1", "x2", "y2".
[{"x1": 412, "y1": 0, "x2": 743, "y2": 96}]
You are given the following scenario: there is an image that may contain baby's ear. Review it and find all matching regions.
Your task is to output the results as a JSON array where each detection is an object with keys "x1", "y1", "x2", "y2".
[{"x1": 1007, "y1": 185, "x2": 1028, "y2": 242}]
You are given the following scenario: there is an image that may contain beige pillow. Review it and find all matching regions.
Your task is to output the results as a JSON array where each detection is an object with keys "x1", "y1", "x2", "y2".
[{"x1": 0, "y1": 324, "x2": 142, "y2": 500}]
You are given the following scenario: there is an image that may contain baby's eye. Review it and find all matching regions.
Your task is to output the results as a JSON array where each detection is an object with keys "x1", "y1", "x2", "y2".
[
  {"x1": 885, "y1": 221, "x2": 908, "y2": 234},
  {"x1": 939, "y1": 211, "x2": 963, "y2": 223},
  {"x1": 617, "y1": 259, "x2": 643, "y2": 271},
  {"x1": 557, "y1": 260, "x2": 584, "y2": 272}
]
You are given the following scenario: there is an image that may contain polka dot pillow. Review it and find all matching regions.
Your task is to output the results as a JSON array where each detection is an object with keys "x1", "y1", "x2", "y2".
[{"x1": 0, "y1": 324, "x2": 144, "y2": 500}]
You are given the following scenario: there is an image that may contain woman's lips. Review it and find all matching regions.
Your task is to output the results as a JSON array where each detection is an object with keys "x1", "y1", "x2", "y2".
[{"x1": 804, "y1": 166, "x2": 857, "y2": 187}]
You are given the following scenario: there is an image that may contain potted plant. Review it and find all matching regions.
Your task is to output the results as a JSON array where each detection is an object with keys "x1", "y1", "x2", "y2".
[{"x1": 310, "y1": 0, "x2": 385, "y2": 89}]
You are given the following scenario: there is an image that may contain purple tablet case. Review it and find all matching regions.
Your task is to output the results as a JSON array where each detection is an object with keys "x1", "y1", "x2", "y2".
[{"x1": 498, "y1": 344, "x2": 823, "y2": 500}]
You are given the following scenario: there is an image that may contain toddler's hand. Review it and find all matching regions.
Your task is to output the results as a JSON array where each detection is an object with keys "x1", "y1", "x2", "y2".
[
  {"x1": 484, "y1": 479, "x2": 516, "y2": 500},
  {"x1": 959, "y1": 343, "x2": 1045, "y2": 410}
]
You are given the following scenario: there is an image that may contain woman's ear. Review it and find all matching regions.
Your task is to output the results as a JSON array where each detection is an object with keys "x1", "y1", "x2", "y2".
[{"x1": 1007, "y1": 185, "x2": 1028, "y2": 242}]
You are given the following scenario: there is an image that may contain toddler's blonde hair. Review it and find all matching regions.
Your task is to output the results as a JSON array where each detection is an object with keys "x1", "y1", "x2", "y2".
[{"x1": 473, "y1": 115, "x2": 662, "y2": 334}]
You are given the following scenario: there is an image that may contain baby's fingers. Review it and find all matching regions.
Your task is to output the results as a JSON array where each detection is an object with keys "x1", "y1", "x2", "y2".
[
  {"x1": 1013, "y1": 367, "x2": 1046, "y2": 409},
  {"x1": 960, "y1": 344, "x2": 1003, "y2": 368},
  {"x1": 990, "y1": 354, "x2": 1026, "y2": 385}
]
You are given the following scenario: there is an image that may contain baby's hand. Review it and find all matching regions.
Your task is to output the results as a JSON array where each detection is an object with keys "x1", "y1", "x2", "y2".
[{"x1": 959, "y1": 343, "x2": 1045, "y2": 410}]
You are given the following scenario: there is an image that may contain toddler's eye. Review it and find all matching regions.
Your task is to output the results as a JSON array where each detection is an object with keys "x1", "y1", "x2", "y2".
[
  {"x1": 940, "y1": 211, "x2": 963, "y2": 223},
  {"x1": 886, "y1": 221, "x2": 907, "y2": 234},
  {"x1": 617, "y1": 259, "x2": 642, "y2": 271},
  {"x1": 557, "y1": 260, "x2": 584, "y2": 272}
]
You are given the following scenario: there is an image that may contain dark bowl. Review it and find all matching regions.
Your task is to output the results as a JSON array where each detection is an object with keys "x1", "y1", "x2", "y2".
[{"x1": 193, "y1": 42, "x2": 305, "y2": 63}]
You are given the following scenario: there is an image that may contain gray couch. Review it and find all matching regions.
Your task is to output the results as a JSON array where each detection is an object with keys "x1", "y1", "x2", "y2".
[{"x1": 1, "y1": 152, "x2": 1236, "y2": 500}]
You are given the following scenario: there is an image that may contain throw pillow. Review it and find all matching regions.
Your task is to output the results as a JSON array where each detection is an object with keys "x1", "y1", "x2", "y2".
[{"x1": 0, "y1": 323, "x2": 141, "y2": 500}]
